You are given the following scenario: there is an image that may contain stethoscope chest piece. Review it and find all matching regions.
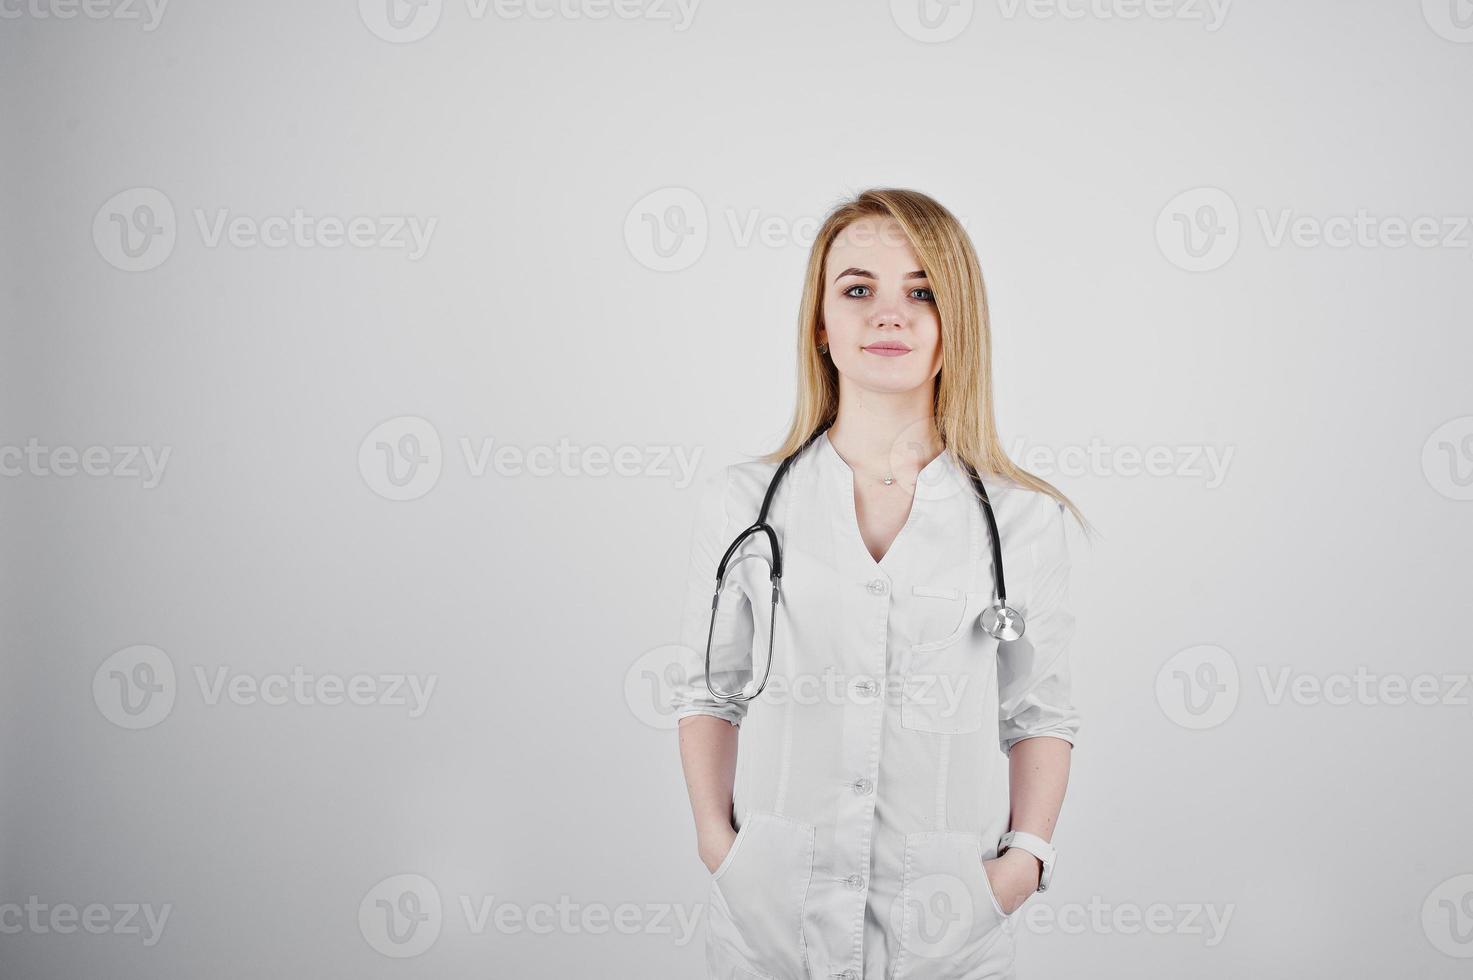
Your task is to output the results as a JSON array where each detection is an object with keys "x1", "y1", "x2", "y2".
[
  {"x1": 704, "y1": 423, "x2": 1027, "y2": 704},
  {"x1": 980, "y1": 601, "x2": 1026, "y2": 642}
]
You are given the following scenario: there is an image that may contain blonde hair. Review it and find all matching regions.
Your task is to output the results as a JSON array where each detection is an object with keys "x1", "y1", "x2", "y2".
[{"x1": 764, "y1": 187, "x2": 1091, "y2": 533}]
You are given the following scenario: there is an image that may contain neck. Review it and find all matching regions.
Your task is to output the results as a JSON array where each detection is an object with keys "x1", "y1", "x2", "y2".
[{"x1": 826, "y1": 382, "x2": 943, "y2": 479}]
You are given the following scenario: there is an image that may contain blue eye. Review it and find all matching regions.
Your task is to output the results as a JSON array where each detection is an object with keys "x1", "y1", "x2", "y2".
[{"x1": 841, "y1": 284, "x2": 934, "y2": 301}]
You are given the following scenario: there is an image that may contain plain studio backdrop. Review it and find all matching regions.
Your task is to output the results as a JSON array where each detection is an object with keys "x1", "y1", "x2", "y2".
[{"x1": 2, "y1": 1, "x2": 1471, "y2": 977}]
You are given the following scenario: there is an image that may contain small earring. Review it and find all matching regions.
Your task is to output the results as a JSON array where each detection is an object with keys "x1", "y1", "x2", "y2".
[{"x1": 817, "y1": 342, "x2": 828, "y2": 355}]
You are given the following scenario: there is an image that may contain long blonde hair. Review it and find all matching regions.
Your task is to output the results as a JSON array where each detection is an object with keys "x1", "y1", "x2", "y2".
[{"x1": 764, "y1": 187, "x2": 1090, "y2": 532}]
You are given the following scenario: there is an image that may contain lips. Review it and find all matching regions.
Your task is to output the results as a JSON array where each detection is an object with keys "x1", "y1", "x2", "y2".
[{"x1": 862, "y1": 342, "x2": 912, "y2": 357}]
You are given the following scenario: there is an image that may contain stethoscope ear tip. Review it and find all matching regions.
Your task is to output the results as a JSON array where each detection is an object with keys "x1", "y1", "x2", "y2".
[{"x1": 980, "y1": 602, "x2": 1026, "y2": 642}]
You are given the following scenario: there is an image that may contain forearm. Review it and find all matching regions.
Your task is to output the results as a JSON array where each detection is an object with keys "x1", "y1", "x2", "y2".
[
  {"x1": 1007, "y1": 735, "x2": 1072, "y2": 844},
  {"x1": 981, "y1": 735, "x2": 1072, "y2": 909},
  {"x1": 677, "y1": 714, "x2": 740, "y2": 833}
]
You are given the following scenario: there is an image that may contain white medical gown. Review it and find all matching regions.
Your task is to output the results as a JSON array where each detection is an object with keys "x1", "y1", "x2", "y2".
[{"x1": 670, "y1": 431, "x2": 1081, "y2": 980}]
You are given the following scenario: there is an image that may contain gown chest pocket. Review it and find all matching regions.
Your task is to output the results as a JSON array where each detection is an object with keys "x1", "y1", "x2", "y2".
[
  {"x1": 909, "y1": 584, "x2": 971, "y2": 647},
  {"x1": 903, "y1": 588, "x2": 991, "y2": 735}
]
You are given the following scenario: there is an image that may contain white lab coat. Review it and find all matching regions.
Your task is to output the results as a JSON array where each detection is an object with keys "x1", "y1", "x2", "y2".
[{"x1": 671, "y1": 431, "x2": 1081, "y2": 980}]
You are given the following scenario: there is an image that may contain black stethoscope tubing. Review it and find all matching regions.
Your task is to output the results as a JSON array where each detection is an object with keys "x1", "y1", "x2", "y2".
[{"x1": 705, "y1": 421, "x2": 1024, "y2": 703}]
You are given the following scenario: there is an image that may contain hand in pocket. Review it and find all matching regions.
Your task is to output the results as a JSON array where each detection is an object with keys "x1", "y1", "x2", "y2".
[
  {"x1": 982, "y1": 850, "x2": 1041, "y2": 916},
  {"x1": 699, "y1": 824, "x2": 739, "y2": 875}
]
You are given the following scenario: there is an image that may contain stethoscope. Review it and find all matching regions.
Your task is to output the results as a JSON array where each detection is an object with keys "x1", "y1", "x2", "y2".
[{"x1": 704, "y1": 421, "x2": 1025, "y2": 703}]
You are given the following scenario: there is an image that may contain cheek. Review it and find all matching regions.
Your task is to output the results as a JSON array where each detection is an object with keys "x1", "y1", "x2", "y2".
[
  {"x1": 822, "y1": 298, "x2": 856, "y2": 335},
  {"x1": 919, "y1": 315, "x2": 943, "y2": 365}
]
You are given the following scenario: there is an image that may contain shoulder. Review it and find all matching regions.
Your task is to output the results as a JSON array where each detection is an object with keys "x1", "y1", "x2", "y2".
[
  {"x1": 692, "y1": 458, "x2": 782, "y2": 527},
  {"x1": 980, "y1": 475, "x2": 1065, "y2": 534},
  {"x1": 727, "y1": 457, "x2": 782, "y2": 504},
  {"x1": 980, "y1": 479, "x2": 1071, "y2": 572}
]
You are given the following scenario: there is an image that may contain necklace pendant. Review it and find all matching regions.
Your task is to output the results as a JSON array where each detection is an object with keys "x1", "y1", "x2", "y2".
[{"x1": 882, "y1": 475, "x2": 895, "y2": 486}]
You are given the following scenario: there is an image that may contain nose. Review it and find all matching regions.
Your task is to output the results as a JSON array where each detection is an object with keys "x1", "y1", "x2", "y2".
[{"x1": 871, "y1": 295, "x2": 906, "y2": 330}]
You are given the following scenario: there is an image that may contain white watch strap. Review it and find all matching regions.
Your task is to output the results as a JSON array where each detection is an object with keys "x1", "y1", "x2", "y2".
[{"x1": 999, "y1": 831, "x2": 1056, "y2": 891}]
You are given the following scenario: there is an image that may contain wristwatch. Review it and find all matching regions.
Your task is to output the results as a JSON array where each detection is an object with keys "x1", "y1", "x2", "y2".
[{"x1": 998, "y1": 831, "x2": 1057, "y2": 892}]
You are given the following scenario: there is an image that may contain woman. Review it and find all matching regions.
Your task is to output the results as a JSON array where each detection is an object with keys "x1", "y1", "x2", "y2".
[{"x1": 671, "y1": 188, "x2": 1086, "y2": 980}]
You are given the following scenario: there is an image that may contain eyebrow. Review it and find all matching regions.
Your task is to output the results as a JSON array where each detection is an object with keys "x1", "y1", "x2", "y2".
[{"x1": 833, "y1": 267, "x2": 928, "y2": 283}]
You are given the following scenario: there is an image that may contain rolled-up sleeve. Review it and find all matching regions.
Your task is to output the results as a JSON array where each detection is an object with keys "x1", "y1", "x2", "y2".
[
  {"x1": 996, "y1": 495, "x2": 1081, "y2": 754},
  {"x1": 669, "y1": 466, "x2": 749, "y2": 727}
]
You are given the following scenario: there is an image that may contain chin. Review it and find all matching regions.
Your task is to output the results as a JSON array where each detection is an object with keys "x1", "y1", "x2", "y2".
[{"x1": 854, "y1": 371, "x2": 931, "y2": 395}]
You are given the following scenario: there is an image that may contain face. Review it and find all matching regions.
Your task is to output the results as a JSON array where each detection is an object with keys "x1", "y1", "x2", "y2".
[{"x1": 818, "y1": 215, "x2": 943, "y2": 394}]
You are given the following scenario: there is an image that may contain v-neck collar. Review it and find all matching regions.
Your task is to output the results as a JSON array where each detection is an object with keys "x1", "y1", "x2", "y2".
[{"x1": 818, "y1": 429, "x2": 954, "y2": 569}]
